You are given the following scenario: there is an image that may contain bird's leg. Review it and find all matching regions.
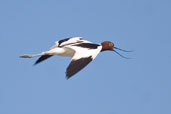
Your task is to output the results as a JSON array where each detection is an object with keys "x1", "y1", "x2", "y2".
[{"x1": 20, "y1": 53, "x2": 43, "y2": 58}]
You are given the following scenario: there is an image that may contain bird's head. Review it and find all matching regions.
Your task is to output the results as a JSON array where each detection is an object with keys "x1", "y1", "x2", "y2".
[
  {"x1": 101, "y1": 41, "x2": 114, "y2": 51},
  {"x1": 101, "y1": 41, "x2": 132, "y2": 59}
]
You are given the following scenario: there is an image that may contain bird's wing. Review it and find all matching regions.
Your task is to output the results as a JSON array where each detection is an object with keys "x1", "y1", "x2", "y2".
[
  {"x1": 66, "y1": 43, "x2": 102, "y2": 79},
  {"x1": 34, "y1": 37, "x2": 90, "y2": 65},
  {"x1": 49, "y1": 37, "x2": 92, "y2": 50},
  {"x1": 48, "y1": 37, "x2": 84, "y2": 50},
  {"x1": 34, "y1": 55, "x2": 53, "y2": 65},
  {"x1": 56, "y1": 37, "x2": 84, "y2": 47}
]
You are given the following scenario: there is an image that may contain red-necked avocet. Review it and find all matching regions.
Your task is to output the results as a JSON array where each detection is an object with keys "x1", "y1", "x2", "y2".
[{"x1": 20, "y1": 37, "x2": 131, "y2": 79}]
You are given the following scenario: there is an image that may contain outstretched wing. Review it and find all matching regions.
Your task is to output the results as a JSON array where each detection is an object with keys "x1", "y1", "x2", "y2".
[
  {"x1": 56, "y1": 37, "x2": 84, "y2": 47},
  {"x1": 66, "y1": 43, "x2": 102, "y2": 79},
  {"x1": 48, "y1": 37, "x2": 85, "y2": 50},
  {"x1": 34, "y1": 55, "x2": 53, "y2": 65},
  {"x1": 66, "y1": 56, "x2": 92, "y2": 79},
  {"x1": 34, "y1": 37, "x2": 84, "y2": 65}
]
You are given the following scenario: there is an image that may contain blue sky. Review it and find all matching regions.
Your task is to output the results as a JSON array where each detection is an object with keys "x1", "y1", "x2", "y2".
[{"x1": 0, "y1": 0, "x2": 171, "y2": 114}]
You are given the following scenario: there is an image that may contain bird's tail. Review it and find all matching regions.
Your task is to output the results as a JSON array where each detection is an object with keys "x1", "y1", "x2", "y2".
[{"x1": 20, "y1": 54, "x2": 42, "y2": 58}]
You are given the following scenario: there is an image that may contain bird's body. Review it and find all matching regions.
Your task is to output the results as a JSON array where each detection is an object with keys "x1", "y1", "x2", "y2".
[{"x1": 21, "y1": 37, "x2": 130, "y2": 79}]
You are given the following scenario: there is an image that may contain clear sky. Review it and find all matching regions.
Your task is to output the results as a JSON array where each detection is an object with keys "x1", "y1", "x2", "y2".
[{"x1": 0, "y1": 0, "x2": 171, "y2": 114}]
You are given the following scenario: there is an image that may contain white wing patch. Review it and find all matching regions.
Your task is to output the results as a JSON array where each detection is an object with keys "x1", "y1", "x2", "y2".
[
  {"x1": 66, "y1": 45, "x2": 102, "y2": 78},
  {"x1": 71, "y1": 45, "x2": 102, "y2": 60},
  {"x1": 56, "y1": 37, "x2": 83, "y2": 47},
  {"x1": 49, "y1": 37, "x2": 83, "y2": 50}
]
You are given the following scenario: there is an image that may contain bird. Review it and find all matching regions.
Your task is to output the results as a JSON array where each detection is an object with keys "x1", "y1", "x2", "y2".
[{"x1": 20, "y1": 37, "x2": 131, "y2": 79}]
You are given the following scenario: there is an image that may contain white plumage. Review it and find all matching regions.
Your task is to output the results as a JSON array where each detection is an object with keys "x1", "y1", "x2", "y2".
[
  {"x1": 20, "y1": 37, "x2": 130, "y2": 79},
  {"x1": 21, "y1": 37, "x2": 103, "y2": 78}
]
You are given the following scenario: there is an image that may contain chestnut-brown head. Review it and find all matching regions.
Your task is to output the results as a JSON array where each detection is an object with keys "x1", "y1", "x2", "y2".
[
  {"x1": 101, "y1": 41, "x2": 114, "y2": 51},
  {"x1": 101, "y1": 41, "x2": 132, "y2": 59}
]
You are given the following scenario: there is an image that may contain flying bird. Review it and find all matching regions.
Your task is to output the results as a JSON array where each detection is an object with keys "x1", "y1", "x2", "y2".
[{"x1": 20, "y1": 37, "x2": 131, "y2": 79}]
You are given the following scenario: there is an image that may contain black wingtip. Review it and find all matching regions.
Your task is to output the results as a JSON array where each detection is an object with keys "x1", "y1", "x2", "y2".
[
  {"x1": 66, "y1": 76, "x2": 70, "y2": 80},
  {"x1": 34, "y1": 55, "x2": 53, "y2": 65},
  {"x1": 66, "y1": 56, "x2": 92, "y2": 79},
  {"x1": 33, "y1": 62, "x2": 38, "y2": 66},
  {"x1": 33, "y1": 60, "x2": 41, "y2": 66},
  {"x1": 65, "y1": 72, "x2": 73, "y2": 80}
]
